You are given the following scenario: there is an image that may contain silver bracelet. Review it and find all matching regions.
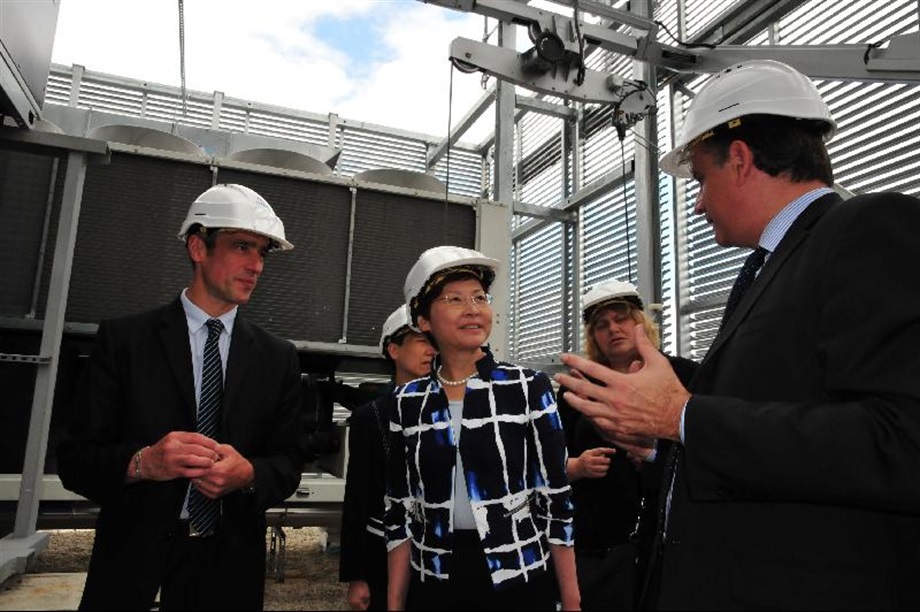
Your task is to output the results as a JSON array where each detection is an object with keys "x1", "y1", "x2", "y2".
[{"x1": 133, "y1": 446, "x2": 147, "y2": 480}]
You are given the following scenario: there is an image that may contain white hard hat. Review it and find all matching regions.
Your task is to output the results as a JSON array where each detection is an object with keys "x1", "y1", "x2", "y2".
[
  {"x1": 177, "y1": 183, "x2": 294, "y2": 251},
  {"x1": 660, "y1": 60, "x2": 836, "y2": 178},
  {"x1": 582, "y1": 279, "x2": 643, "y2": 323},
  {"x1": 379, "y1": 305, "x2": 412, "y2": 356},
  {"x1": 404, "y1": 245, "x2": 500, "y2": 327}
]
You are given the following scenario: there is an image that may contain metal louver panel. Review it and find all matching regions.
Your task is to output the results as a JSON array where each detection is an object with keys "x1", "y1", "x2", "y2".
[
  {"x1": 336, "y1": 128, "x2": 430, "y2": 177},
  {"x1": 513, "y1": 224, "x2": 566, "y2": 362},
  {"x1": 685, "y1": 1, "x2": 738, "y2": 40},
  {"x1": 581, "y1": 186, "x2": 639, "y2": 288},
  {"x1": 213, "y1": 169, "x2": 352, "y2": 343},
  {"x1": 43, "y1": 64, "x2": 483, "y2": 197},
  {"x1": 0, "y1": 150, "x2": 59, "y2": 317},
  {"x1": 347, "y1": 193, "x2": 477, "y2": 347},
  {"x1": 56, "y1": 153, "x2": 211, "y2": 324},
  {"x1": 674, "y1": 0, "x2": 920, "y2": 362},
  {"x1": 231, "y1": 109, "x2": 331, "y2": 146},
  {"x1": 432, "y1": 147, "x2": 484, "y2": 198}
]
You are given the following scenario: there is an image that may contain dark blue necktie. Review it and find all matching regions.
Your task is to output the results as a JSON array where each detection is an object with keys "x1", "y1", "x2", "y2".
[
  {"x1": 721, "y1": 246, "x2": 768, "y2": 326},
  {"x1": 188, "y1": 318, "x2": 224, "y2": 536}
]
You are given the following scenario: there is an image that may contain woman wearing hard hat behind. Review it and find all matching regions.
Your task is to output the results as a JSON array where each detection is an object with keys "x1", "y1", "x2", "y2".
[
  {"x1": 340, "y1": 305, "x2": 436, "y2": 611},
  {"x1": 557, "y1": 279, "x2": 697, "y2": 610},
  {"x1": 385, "y1": 246, "x2": 579, "y2": 611}
]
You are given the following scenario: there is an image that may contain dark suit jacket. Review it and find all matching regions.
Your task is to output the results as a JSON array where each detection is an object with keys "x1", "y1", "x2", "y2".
[
  {"x1": 653, "y1": 192, "x2": 920, "y2": 609},
  {"x1": 57, "y1": 297, "x2": 304, "y2": 610},
  {"x1": 339, "y1": 392, "x2": 392, "y2": 610},
  {"x1": 558, "y1": 355, "x2": 698, "y2": 554},
  {"x1": 559, "y1": 356, "x2": 698, "y2": 612}
]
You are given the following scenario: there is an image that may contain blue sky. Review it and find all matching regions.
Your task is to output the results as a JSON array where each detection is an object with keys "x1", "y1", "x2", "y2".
[
  {"x1": 49, "y1": 0, "x2": 493, "y2": 142},
  {"x1": 313, "y1": 12, "x2": 385, "y2": 79}
]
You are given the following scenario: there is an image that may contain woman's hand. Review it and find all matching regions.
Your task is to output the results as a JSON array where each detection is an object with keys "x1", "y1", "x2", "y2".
[{"x1": 568, "y1": 447, "x2": 616, "y2": 480}]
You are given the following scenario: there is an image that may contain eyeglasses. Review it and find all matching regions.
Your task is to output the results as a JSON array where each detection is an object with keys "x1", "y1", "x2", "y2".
[{"x1": 438, "y1": 293, "x2": 493, "y2": 308}]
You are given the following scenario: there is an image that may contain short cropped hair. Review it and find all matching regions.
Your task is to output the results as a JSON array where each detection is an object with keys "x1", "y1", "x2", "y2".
[
  {"x1": 184, "y1": 224, "x2": 220, "y2": 269},
  {"x1": 683, "y1": 114, "x2": 834, "y2": 186}
]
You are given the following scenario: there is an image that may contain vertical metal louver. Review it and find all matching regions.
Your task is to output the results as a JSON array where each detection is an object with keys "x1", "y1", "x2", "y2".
[
  {"x1": 581, "y1": 186, "x2": 639, "y2": 288},
  {"x1": 669, "y1": 0, "x2": 919, "y2": 363},
  {"x1": 336, "y1": 128, "x2": 429, "y2": 176},
  {"x1": 513, "y1": 224, "x2": 566, "y2": 362},
  {"x1": 432, "y1": 147, "x2": 484, "y2": 198},
  {"x1": 43, "y1": 64, "x2": 483, "y2": 198}
]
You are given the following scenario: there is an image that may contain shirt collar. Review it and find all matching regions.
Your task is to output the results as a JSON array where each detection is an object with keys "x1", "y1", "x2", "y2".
[
  {"x1": 759, "y1": 186, "x2": 834, "y2": 253},
  {"x1": 180, "y1": 288, "x2": 237, "y2": 335}
]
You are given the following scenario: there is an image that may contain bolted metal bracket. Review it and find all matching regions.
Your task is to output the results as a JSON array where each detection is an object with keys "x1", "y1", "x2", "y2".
[{"x1": 449, "y1": 37, "x2": 654, "y2": 113}]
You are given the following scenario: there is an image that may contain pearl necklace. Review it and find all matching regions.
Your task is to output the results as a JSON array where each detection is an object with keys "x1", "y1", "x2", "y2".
[{"x1": 436, "y1": 365, "x2": 475, "y2": 387}]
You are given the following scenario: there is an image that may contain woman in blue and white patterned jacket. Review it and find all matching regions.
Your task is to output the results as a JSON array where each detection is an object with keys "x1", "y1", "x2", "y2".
[{"x1": 385, "y1": 246, "x2": 580, "y2": 611}]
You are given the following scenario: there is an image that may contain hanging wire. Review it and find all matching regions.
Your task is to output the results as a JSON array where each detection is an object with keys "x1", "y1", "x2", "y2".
[
  {"x1": 572, "y1": 0, "x2": 587, "y2": 86},
  {"x1": 629, "y1": 129, "x2": 658, "y2": 154},
  {"x1": 481, "y1": 16, "x2": 492, "y2": 89},
  {"x1": 178, "y1": 0, "x2": 188, "y2": 117},
  {"x1": 443, "y1": 61, "x2": 455, "y2": 243},
  {"x1": 619, "y1": 136, "x2": 633, "y2": 282}
]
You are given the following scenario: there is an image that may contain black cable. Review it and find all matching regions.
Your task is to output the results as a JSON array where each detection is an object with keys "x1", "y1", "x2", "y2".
[
  {"x1": 612, "y1": 80, "x2": 651, "y2": 148},
  {"x1": 572, "y1": 0, "x2": 587, "y2": 86},
  {"x1": 611, "y1": 78, "x2": 653, "y2": 284},
  {"x1": 863, "y1": 41, "x2": 882, "y2": 65},
  {"x1": 178, "y1": 0, "x2": 187, "y2": 116},
  {"x1": 444, "y1": 61, "x2": 454, "y2": 242},
  {"x1": 619, "y1": 131, "x2": 633, "y2": 283}
]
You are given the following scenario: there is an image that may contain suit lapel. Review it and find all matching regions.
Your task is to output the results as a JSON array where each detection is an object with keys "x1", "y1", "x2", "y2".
[
  {"x1": 158, "y1": 297, "x2": 197, "y2": 419},
  {"x1": 224, "y1": 314, "x2": 256, "y2": 426},
  {"x1": 699, "y1": 193, "x2": 840, "y2": 371}
]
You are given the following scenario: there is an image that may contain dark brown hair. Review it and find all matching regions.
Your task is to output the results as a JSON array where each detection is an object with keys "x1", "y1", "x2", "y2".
[{"x1": 684, "y1": 114, "x2": 834, "y2": 185}]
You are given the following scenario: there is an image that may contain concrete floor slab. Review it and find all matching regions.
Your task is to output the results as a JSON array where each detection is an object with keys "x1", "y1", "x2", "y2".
[{"x1": 0, "y1": 572, "x2": 85, "y2": 611}]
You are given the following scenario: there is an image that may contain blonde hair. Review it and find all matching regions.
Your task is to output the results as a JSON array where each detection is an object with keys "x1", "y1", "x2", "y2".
[{"x1": 583, "y1": 302, "x2": 660, "y2": 366}]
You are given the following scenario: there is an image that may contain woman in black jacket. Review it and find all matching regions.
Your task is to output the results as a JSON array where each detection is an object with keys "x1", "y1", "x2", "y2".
[
  {"x1": 339, "y1": 305, "x2": 435, "y2": 610},
  {"x1": 558, "y1": 279, "x2": 697, "y2": 611}
]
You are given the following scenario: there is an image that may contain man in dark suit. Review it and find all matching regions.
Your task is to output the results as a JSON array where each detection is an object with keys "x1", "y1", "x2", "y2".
[
  {"x1": 555, "y1": 60, "x2": 920, "y2": 609},
  {"x1": 57, "y1": 184, "x2": 304, "y2": 610}
]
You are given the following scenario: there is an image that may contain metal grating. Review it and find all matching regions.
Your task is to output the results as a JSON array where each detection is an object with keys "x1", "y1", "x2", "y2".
[
  {"x1": 513, "y1": 223, "x2": 566, "y2": 362},
  {"x1": 44, "y1": 64, "x2": 483, "y2": 198},
  {"x1": 673, "y1": 0, "x2": 920, "y2": 362},
  {"x1": 336, "y1": 127, "x2": 430, "y2": 176},
  {"x1": 0, "y1": 151, "x2": 58, "y2": 317},
  {"x1": 58, "y1": 154, "x2": 211, "y2": 324},
  {"x1": 432, "y1": 147, "x2": 485, "y2": 198},
  {"x1": 347, "y1": 192, "x2": 477, "y2": 346}
]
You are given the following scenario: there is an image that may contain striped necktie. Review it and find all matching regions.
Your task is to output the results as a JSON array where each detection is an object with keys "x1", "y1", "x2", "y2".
[
  {"x1": 721, "y1": 246, "x2": 768, "y2": 326},
  {"x1": 188, "y1": 318, "x2": 224, "y2": 536}
]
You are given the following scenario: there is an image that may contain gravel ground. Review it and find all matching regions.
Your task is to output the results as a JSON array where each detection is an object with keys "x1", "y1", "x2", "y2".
[{"x1": 25, "y1": 527, "x2": 349, "y2": 610}]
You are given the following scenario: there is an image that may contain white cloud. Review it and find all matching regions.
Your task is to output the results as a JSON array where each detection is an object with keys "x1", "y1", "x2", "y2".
[{"x1": 51, "y1": 0, "x2": 494, "y2": 143}]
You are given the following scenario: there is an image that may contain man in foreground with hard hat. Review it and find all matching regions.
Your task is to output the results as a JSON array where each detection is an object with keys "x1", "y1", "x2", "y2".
[
  {"x1": 340, "y1": 305, "x2": 436, "y2": 610},
  {"x1": 58, "y1": 184, "x2": 305, "y2": 610},
  {"x1": 556, "y1": 60, "x2": 920, "y2": 608}
]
